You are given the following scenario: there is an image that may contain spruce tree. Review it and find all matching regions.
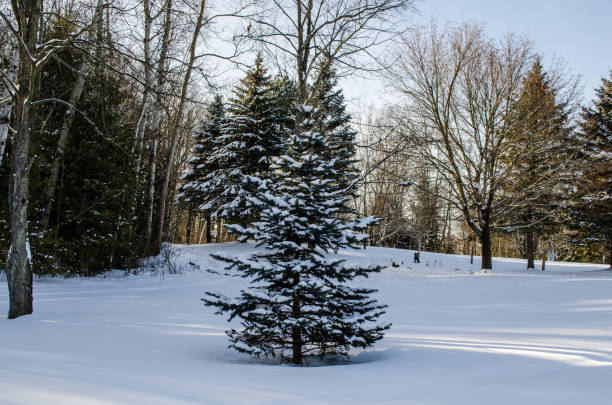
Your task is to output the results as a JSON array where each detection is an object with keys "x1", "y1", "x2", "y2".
[
  {"x1": 204, "y1": 105, "x2": 389, "y2": 365},
  {"x1": 502, "y1": 60, "x2": 573, "y2": 268},
  {"x1": 177, "y1": 95, "x2": 225, "y2": 242},
  {"x1": 271, "y1": 73, "x2": 297, "y2": 135},
  {"x1": 210, "y1": 55, "x2": 288, "y2": 226},
  {"x1": 311, "y1": 63, "x2": 359, "y2": 198},
  {"x1": 571, "y1": 73, "x2": 612, "y2": 265}
]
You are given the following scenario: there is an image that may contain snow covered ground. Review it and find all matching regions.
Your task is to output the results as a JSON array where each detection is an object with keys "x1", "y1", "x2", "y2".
[{"x1": 1, "y1": 244, "x2": 611, "y2": 405}]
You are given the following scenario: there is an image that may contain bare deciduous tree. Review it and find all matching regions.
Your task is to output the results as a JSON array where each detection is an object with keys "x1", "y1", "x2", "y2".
[{"x1": 386, "y1": 23, "x2": 533, "y2": 270}]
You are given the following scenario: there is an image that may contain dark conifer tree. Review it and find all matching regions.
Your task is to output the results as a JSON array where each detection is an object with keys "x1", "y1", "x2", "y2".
[
  {"x1": 208, "y1": 55, "x2": 287, "y2": 226},
  {"x1": 177, "y1": 95, "x2": 225, "y2": 243},
  {"x1": 204, "y1": 105, "x2": 389, "y2": 365},
  {"x1": 311, "y1": 62, "x2": 359, "y2": 198},
  {"x1": 571, "y1": 73, "x2": 612, "y2": 265},
  {"x1": 503, "y1": 60, "x2": 573, "y2": 268},
  {"x1": 271, "y1": 73, "x2": 297, "y2": 137}
]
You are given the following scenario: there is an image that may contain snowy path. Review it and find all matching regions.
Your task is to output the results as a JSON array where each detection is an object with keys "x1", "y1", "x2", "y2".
[{"x1": 1, "y1": 244, "x2": 611, "y2": 405}]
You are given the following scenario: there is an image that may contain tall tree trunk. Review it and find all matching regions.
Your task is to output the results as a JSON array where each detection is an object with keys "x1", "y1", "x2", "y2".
[
  {"x1": 7, "y1": 98, "x2": 34, "y2": 319},
  {"x1": 133, "y1": 106, "x2": 149, "y2": 173},
  {"x1": 525, "y1": 230, "x2": 535, "y2": 269},
  {"x1": 132, "y1": 0, "x2": 153, "y2": 170},
  {"x1": 7, "y1": 0, "x2": 41, "y2": 319},
  {"x1": 153, "y1": 0, "x2": 207, "y2": 253},
  {"x1": 144, "y1": 132, "x2": 158, "y2": 248},
  {"x1": 480, "y1": 224, "x2": 492, "y2": 270},
  {"x1": 0, "y1": 49, "x2": 18, "y2": 168},
  {"x1": 144, "y1": 0, "x2": 173, "y2": 251}
]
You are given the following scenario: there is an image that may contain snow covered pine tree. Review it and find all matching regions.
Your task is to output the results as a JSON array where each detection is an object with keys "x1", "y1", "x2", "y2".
[
  {"x1": 205, "y1": 55, "x2": 287, "y2": 227},
  {"x1": 177, "y1": 95, "x2": 225, "y2": 243},
  {"x1": 311, "y1": 63, "x2": 359, "y2": 205},
  {"x1": 204, "y1": 105, "x2": 389, "y2": 365}
]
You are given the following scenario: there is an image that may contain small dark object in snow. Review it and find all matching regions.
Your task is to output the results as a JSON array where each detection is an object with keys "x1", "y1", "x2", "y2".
[
  {"x1": 391, "y1": 261, "x2": 399, "y2": 268},
  {"x1": 413, "y1": 252, "x2": 420, "y2": 263}
]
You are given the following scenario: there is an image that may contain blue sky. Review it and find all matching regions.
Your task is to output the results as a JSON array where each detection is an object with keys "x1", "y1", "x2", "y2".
[
  {"x1": 417, "y1": 0, "x2": 611, "y2": 101},
  {"x1": 343, "y1": 0, "x2": 610, "y2": 112}
]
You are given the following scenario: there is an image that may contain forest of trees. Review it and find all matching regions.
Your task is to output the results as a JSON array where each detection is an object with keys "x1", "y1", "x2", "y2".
[{"x1": 1, "y1": 0, "x2": 610, "y2": 324}]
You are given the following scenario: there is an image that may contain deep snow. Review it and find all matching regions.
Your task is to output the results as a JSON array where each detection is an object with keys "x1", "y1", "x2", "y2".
[{"x1": 1, "y1": 244, "x2": 611, "y2": 405}]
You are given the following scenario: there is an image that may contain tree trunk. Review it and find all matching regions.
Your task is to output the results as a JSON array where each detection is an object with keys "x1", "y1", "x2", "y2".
[
  {"x1": 291, "y1": 274, "x2": 302, "y2": 365},
  {"x1": 153, "y1": 0, "x2": 207, "y2": 254},
  {"x1": 525, "y1": 230, "x2": 535, "y2": 269},
  {"x1": 480, "y1": 224, "x2": 492, "y2": 270},
  {"x1": 0, "y1": 49, "x2": 18, "y2": 168},
  {"x1": 144, "y1": 130, "x2": 158, "y2": 249},
  {"x1": 205, "y1": 214, "x2": 211, "y2": 244},
  {"x1": 133, "y1": 0, "x2": 154, "y2": 169},
  {"x1": 7, "y1": 98, "x2": 33, "y2": 318},
  {"x1": 7, "y1": 0, "x2": 41, "y2": 319},
  {"x1": 185, "y1": 206, "x2": 194, "y2": 244},
  {"x1": 143, "y1": 0, "x2": 173, "y2": 252},
  {"x1": 41, "y1": 56, "x2": 91, "y2": 230},
  {"x1": 470, "y1": 244, "x2": 474, "y2": 264},
  {"x1": 215, "y1": 218, "x2": 221, "y2": 243}
]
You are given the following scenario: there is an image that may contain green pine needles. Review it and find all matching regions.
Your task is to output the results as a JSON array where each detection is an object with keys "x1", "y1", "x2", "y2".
[{"x1": 204, "y1": 105, "x2": 389, "y2": 365}]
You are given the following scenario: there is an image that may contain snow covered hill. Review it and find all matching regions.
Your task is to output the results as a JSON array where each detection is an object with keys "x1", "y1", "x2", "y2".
[{"x1": 1, "y1": 244, "x2": 611, "y2": 405}]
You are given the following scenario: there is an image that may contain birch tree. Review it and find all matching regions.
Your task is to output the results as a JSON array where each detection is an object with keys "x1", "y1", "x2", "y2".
[
  {"x1": 152, "y1": 0, "x2": 208, "y2": 254},
  {"x1": 144, "y1": 0, "x2": 173, "y2": 250}
]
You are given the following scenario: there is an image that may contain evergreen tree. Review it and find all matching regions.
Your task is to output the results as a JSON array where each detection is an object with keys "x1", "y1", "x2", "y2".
[
  {"x1": 206, "y1": 55, "x2": 288, "y2": 226},
  {"x1": 311, "y1": 63, "x2": 359, "y2": 198},
  {"x1": 0, "y1": 18, "x2": 140, "y2": 276},
  {"x1": 571, "y1": 73, "x2": 612, "y2": 265},
  {"x1": 177, "y1": 95, "x2": 225, "y2": 242},
  {"x1": 204, "y1": 105, "x2": 389, "y2": 365},
  {"x1": 502, "y1": 60, "x2": 574, "y2": 268},
  {"x1": 271, "y1": 73, "x2": 297, "y2": 134}
]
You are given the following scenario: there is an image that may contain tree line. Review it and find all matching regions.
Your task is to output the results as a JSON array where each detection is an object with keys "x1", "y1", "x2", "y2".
[
  {"x1": 1, "y1": 0, "x2": 414, "y2": 321},
  {"x1": 356, "y1": 23, "x2": 610, "y2": 270},
  {"x1": 1, "y1": 0, "x2": 610, "y2": 324}
]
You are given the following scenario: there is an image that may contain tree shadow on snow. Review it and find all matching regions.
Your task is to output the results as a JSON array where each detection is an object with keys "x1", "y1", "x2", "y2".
[{"x1": 207, "y1": 347, "x2": 394, "y2": 367}]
